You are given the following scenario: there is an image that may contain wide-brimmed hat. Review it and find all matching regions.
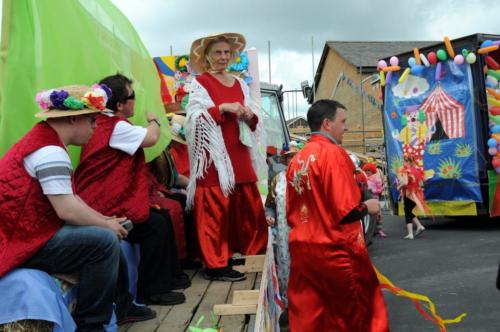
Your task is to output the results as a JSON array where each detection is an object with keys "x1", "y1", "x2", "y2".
[
  {"x1": 189, "y1": 33, "x2": 246, "y2": 74},
  {"x1": 35, "y1": 84, "x2": 111, "y2": 118},
  {"x1": 280, "y1": 145, "x2": 300, "y2": 162},
  {"x1": 170, "y1": 114, "x2": 187, "y2": 145}
]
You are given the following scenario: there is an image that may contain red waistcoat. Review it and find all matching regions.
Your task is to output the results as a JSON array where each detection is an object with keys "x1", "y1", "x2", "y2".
[
  {"x1": 0, "y1": 122, "x2": 65, "y2": 277},
  {"x1": 75, "y1": 114, "x2": 149, "y2": 223}
]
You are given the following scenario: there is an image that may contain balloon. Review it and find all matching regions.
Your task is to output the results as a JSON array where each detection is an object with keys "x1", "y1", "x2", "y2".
[
  {"x1": 435, "y1": 62, "x2": 443, "y2": 81},
  {"x1": 487, "y1": 88, "x2": 500, "y2": 100},
  {"x1": 420, "y1": 53, "x2": 430, "y2": 67},
  {"x1": 382, "y1": 65, "x2": 401, "y2": 72},
  {"x1": 487, "y1": 75, "x2": 498, "y2": 87},
  {"x1": 413, "y1": 48, "x2": 422, "y2": 65},
  {"x1": 398, "y1": 68, "x2": 411, "y2": 83},
  {"x1": 379, "y1": 71, "x2": 386, "y2": 86},
  {"x1": 492, "y1": 158, "x2": 500, "y2": 168},
  {"x1": 386, "y1": 71, "x2": 393, "y2": 85},
  {"x1": 466, "y1": 52, "x2": 476, "y2": 64},
  {"x1": 408, "y1": 57, "x2": 416, "y2": 67},
  {"x1": 443, "y1": 36, "x2": 456, "y2": 58},
  {"x1": 495, "y1": 167, "x2": 500, "y2": 174},
  {"x1": 461, "y1": 49, "x2": 469, "y2": 57},
  {"x1": 427, "y1": 52, "x2": 437, "y2": 65},
  {"x1": 389, "y1": 56, "x2": 399, "y2": 66},
  {"x1": 478, "y1": 45, "x2": 499, "y2": 55},
  {"x1": 488, "y1": 69, "x2": 500, "y2": 81},
  {"x1": 493, "y1": 125, "x2": 500, "y2": 133},
  {"x1": 437, "y1": 49, "x2": 448, "y2": 61},
  {"x1": 410, "y1": 65, "x2": 424, "y2": 75},
  {"x1": 485, "y1": 56, "x2": 500, "y2": 70},
  {"x1": 453, "y1": 54, "x2": 464, "y2": 65},
  {"x1": 490, "y1": 106, "x2": 500, "y2": 116},
  {"x1": 488, "y1": 138, "x2": 498, "y2": 148},
  {"x1": 481, "y1": 40, "x2": 493, "y2": 48},
  {"x1": 378, "y1": 60, "x2": 388, "y2": 70},
  {"x1": 489, "y1": 147, "x2": 498, "y2": 156}
]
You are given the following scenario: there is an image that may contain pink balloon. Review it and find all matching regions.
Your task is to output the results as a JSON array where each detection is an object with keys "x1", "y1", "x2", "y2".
[
  {"x1": 389, "y1": 56, "x2": 399, "y2": 66},
  {"x1": 454, "y1": 54, "x2": 465, "y2": 65},
  {"x1": 488, "y1": 147, "x2": 498, "y2": 156},
  {"x1": 378, "y1": 60, "x2": 388, "y2": 70}
]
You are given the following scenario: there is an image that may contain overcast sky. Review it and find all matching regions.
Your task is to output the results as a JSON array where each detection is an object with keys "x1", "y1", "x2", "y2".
[{"x1": 1, "y1": 0, "x2": 500, "y2": 115}]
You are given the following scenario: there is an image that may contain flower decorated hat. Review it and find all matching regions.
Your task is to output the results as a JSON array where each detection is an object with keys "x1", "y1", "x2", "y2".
[
  {"x1": 170, "y1": 114, "x2": 187, "y2": 145},
  {"x1": 189, "y1": 33, "x2": 246, "y2": 74},
  {"x1": 35, "y1": 84, "x2": 112, "y2": 118}
]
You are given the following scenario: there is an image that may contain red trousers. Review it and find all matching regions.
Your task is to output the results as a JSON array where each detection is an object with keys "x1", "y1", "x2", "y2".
[
  {"x1": 150, "y1": 195, "x2": 188, "y2": 260},
  {"x1": 288, "y1": 223, "x2": 389, "y2": 332},
  {"x1": 194, "y1": 182, "x2": 268, "y2": 268}
]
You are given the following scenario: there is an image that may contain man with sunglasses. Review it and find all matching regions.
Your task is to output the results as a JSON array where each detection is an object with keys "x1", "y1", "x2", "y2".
[{"x1": 75, "y1": 74, "x2": 188, "y2": 306}]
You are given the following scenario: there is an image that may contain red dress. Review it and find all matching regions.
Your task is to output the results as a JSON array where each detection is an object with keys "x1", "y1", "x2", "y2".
[
  {"x1": 192, "y1": 73, "x2": 267, "y2": 268},
  {"x1": 286, "y1": 135, "x2": 389, "y2": 331}
]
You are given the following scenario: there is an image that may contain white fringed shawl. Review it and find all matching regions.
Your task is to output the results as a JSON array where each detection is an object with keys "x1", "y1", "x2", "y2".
[{"x1": 184, "y1": 75, "x2": 266, "y2": 210}]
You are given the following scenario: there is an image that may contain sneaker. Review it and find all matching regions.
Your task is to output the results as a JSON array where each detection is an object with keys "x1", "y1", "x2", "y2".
[
  {"x1": 204, "y1": 267, "x2": 247, "y2": 282},
  {"x1": 137, "y1": 292, "x2": 186, "y2": 305},
  {"x1": 415, "y1": 226, "x2": 426, "y2": 237},
  {"x1": 171, "y1": 275, "x2": 192, "y2": 290},
  {"x1": 228, "y1": 257, "x2": 246, "y2": 266},
  {"x1": 403, "y1": 234, "x2": 414, "y2": 240},
  {"x1": 118, "y1": 304, "x2": 156, "y2": 325},
  {"x1": 377, "y1": 230, "x2": 388, "y2": 238}
]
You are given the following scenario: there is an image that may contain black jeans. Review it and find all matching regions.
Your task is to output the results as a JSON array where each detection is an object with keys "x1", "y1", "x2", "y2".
[
  {"x1": 403, "y1": 196, "x2": 417, "y2": 224},
  {"x1": 126, "y1": 210, "x2": 181, "y2": 299},
  {"x1": 23, "y1": 225, "x2": 121, "y2": 332}
]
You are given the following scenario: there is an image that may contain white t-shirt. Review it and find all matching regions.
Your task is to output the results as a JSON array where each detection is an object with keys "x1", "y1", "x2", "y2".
[
  {"x1": 105, "y1": 112, "x2": 147, "y2": 155},
  {"x1": 23, "y1": 145, "x2": 73, "y2": 195}
]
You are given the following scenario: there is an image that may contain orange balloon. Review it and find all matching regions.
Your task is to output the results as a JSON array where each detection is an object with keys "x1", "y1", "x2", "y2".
[
  {"x1": 444, "y1": 36, "x2": 456, "y2": 58},
  {"x1": 478, "y1": 45, "x2": 499, "y2": 54},
  {"x1": 413, "y1": 48, "x2": 422, "y2": 65},
  {"x1": 382, "y1": 65, "x2": 401, "y2": 72}
]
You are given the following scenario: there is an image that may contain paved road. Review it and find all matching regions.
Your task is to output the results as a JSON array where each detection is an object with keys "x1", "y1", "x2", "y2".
[{"x1": 369, "y1": 213, "x2": 500, "y2": 332}]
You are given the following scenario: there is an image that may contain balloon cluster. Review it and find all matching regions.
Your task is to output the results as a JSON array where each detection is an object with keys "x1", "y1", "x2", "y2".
[
  {"x1": 482, "y1": 39, "x2": 500, "y2": 173},
  {"x1": 376, "y1": 35, "x2": 478, "y2": 86}
]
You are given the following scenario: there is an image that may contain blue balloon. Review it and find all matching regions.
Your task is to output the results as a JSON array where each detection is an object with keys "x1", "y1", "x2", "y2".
[
  {"x1": 486, "y1": 82, "x2": 494, "y2": 88},
  {"x1": 496, "y1": 167, "x2": 500, "y2": 174},
  {"x1": 408, "y1": 57, "x2": 416, "y2": 67},
  {"x1": 493, "y1": 125, "x2": 500, "y2": 133},
  {"x1": 411, "y1": 65, "x2": 424, "y2": 75},
  {"x1": 488, "y1": 138, "x2": 498, "y2": 147},
  {"x1": 481, "y1": 40, "x2": 493, "y2": 48}
]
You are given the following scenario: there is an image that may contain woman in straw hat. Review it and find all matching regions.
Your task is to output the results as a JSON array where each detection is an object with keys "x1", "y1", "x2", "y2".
[
  {"x1": 0, "y1": 85, "x2": 157, "y2": 330},
  {"x1": 185, "y1": 33, "x2": 267, "y2": 281}
]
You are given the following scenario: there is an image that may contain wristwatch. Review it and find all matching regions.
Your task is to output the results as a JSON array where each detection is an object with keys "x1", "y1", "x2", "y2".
[{"x1": 149, "y1": 119, "x2": 160, "y2": 127}]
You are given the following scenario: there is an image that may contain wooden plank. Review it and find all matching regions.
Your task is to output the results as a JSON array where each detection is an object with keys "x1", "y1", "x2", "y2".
[
  {"x1": 218, "y1": 273, "x2": 258, "y2": 332},
  {"x1": 232, "y1": 290, "x2": 259, "y2": 305},
  {"x1": 156, "y1": 270, "x2": 210, "y2": 332},
  {"x1": 213, "y1": 304, "x2": 257, "y2": 315},
  {"x1": 190, "y1": 279, "x2": 232, "y2": 329},
  {"x1": 233, "y1": 255, "x2": 265, "y2": 273}
]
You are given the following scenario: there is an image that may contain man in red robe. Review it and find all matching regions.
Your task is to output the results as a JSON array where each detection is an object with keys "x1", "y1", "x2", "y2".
[{"x1": 286, "y1": 99, "x2": 389, "y2": 331}]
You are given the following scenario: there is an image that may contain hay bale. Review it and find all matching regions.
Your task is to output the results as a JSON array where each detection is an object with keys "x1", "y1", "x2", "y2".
[{"x1": 0, "y1": 320, "x2": 53, "y2": 332}]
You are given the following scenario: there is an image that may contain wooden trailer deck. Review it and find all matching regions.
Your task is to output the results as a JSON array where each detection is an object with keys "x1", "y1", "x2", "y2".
[{"x1": 120, "y1": 269, "x2": 261, "y2": 332}]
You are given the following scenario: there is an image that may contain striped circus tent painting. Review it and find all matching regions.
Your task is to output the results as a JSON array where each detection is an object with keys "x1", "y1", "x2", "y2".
[{"x1": 419, "y1": 85, "x2": 465, "y2": 138}]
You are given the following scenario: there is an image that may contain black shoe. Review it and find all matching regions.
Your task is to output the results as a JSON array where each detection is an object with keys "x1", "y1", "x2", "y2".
[
  {"x1": 228, "y1": 257, "x2": 245, "y2": 266},
  {"x1": 137, "y1": 292, "x2": 186, "y2": 305},
  {"x1": 171, "y1": 275, "x2": 191, "y2": 290},
  {"x1": 118, "y1": 304, "x2": 156, "y2": 325},
  {"x1": 181, "y1": 258, "x2": 203, "y2": 270},
  {"x1": 204, "y1": 267, "x2": 246, "y2": 282}
]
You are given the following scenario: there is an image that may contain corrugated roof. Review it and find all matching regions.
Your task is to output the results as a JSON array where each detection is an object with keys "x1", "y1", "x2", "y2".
[{"x1": 327, "y1": 41, "x2": 438, "y2": 68}]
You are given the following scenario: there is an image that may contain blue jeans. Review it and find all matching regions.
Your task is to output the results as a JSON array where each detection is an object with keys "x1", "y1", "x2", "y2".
[{"x1": 23, "y1": 225, "x2": 121, "y2": 332}]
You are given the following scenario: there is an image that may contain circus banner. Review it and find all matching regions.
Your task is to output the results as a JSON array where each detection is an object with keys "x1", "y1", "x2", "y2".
[{"x1": 384, "y1": 61, "x2": 483, "y2": 207}]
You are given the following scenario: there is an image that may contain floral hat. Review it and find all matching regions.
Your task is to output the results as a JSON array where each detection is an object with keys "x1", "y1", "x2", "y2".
[
  {"x1": 170, "y1": 114, "x2": 187, "y2": 145},
  {"x1": 189, "y1": 32, "x2": 246, "y2": 74},
  {"x1": 35, "y1": 84, "x2": 112, "y2": 118}
]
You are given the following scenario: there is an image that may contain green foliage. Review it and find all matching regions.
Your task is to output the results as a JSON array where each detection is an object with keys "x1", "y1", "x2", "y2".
[
  {"x1": 427, "y1": 142, "x2": 442, "y2": 155},
  {"x1": 455, "y1": 143, "x2": 472, "y2": 158},
  {"x1": 438, "y1": 158, "x2": 462, "y2": 179}
]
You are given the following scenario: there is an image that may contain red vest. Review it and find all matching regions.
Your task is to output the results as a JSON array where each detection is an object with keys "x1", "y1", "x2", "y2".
[
  {"x1": 75, "y1": 114, "x2": 149, "y2": 223},
  {"x1": 0, "y1": 122, "x2": 65, "y2": 277}
]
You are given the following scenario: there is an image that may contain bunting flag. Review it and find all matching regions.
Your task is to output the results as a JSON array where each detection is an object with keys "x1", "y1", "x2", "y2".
[
  {"x1": 374, "y1": 266, "x2": 467, "y2": 331},
  {"x1": 0, "y1": 0, "x2": 170, "y2": 162}
]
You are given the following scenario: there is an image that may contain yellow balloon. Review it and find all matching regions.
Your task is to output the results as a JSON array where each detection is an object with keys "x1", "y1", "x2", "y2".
[{"x1": 398, "y1": 68, "x2": 411, "y2": 83}]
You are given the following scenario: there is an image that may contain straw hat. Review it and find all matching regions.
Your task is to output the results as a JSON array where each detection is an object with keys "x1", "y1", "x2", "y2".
[
  {"x1": 280, "y1": 145, "x2": 300, "y2": 162},
  {"x1": 170, "y1": 114, "x2": 187, "y2": 145},
  {"x1": 189, "y1": 33, "x2": 246, "y2": 74},
  {"x1": 35, "y1": 84, "x2": 111, "y2": 118}
]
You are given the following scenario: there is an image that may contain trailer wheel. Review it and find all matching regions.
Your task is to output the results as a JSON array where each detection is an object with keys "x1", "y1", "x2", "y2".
[{"x1": 363, "y1": 214, "x2": 376, "y2": 246}]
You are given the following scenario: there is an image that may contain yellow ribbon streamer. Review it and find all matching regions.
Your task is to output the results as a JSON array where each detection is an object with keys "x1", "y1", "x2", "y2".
[{"x1": 374, "y1": 266, "x2": 467, "y2": 331}]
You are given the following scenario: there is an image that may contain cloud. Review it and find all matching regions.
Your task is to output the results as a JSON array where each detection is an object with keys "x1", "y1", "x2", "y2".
[{"x1": 392, "y1": 75, "x2": 430, "y2": 98}]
